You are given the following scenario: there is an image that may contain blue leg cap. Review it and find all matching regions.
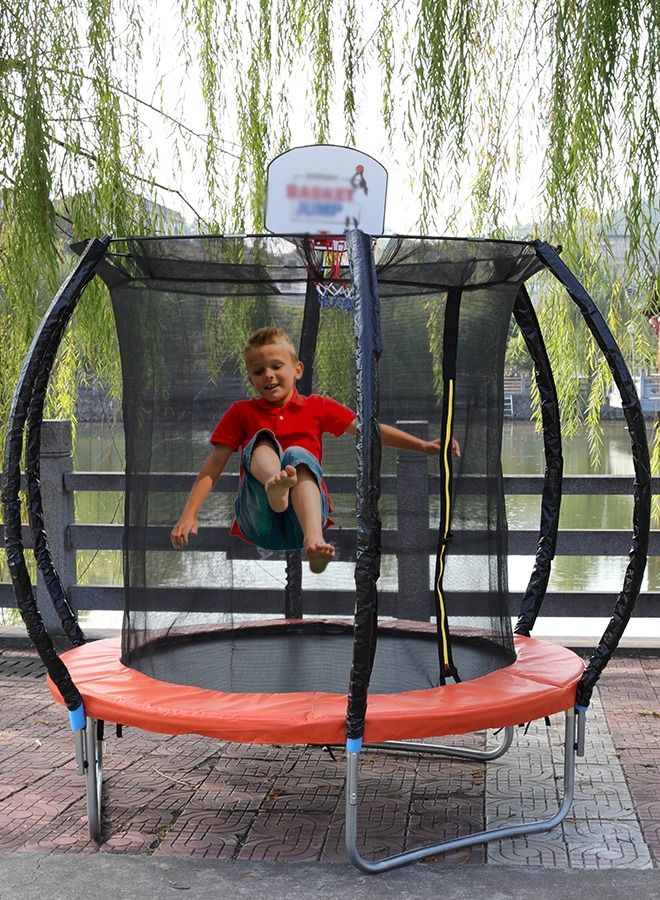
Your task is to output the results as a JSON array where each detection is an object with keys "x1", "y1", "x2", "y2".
[{"x1": 68, "y1": 704, "x2": 86, "y2": 731}]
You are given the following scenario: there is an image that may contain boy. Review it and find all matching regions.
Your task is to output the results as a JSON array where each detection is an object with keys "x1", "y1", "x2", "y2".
[{"x1": 171, "y1": 326, "x2": 459, "y2": 573}]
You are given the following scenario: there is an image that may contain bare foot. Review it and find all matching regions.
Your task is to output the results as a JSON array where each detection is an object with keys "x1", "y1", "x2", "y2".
[
  {"x1": 265, "y1": 465, "x2": 297, "y2": 512},
  {"x1": 305, "y1": 539, "x2": 335, "y2": 574}
]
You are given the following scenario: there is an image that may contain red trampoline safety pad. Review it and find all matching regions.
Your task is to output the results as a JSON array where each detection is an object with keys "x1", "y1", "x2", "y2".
[{"x1": 48, "y1": 636, "x2": 585, "y2": 745}]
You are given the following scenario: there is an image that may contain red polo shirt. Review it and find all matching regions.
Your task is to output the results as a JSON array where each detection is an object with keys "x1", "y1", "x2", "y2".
[{"x1": 210, "y1": 390, "x2": 356, "y2": 538}]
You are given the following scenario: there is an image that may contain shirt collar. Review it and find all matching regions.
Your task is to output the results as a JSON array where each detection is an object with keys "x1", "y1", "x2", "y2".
[{"x1": 253, "y1": 388, "x2": 306, "y2": 411}]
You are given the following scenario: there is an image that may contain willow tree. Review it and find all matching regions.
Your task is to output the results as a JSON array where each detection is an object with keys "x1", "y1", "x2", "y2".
[{"x1": 0, "y1": 0, "x2": 658, "y2": 465}]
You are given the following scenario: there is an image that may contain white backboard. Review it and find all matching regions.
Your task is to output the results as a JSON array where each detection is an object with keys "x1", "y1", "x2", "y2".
[{"x1": 264, "y1": 144, "x2": 388, "y2": 235}]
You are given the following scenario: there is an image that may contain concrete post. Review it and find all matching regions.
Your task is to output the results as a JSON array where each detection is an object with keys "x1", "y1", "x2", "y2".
[
  {"x1": 395, "y1": 420, "x2": 431, "y2": 621},
  {"x1": 36, "y1": 420, "x2": 76, "y2": 634}
]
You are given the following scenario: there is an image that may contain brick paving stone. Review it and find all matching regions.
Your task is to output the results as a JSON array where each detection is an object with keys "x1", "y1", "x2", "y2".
[
  {"x1": 103, "y1": 778, "x2": 171, "y2": 821},
  {"x1": 352, "y1": 774, "x2": 418, "y2": 805},
  {"x1": 261, "y1": 781, "x2": 342, "y2": 815},
  {"x1": 352, "y1": 795, "x2": 410, "y2": 837},
  {"x1": 409, "y1": 807, "x2": 483, "y2": 843},
  {"x1": 238, "y1": 810, "x2": 334, "y2": 862},
  {"x1": 572, "y1": 762, "x2": 627, "y2": 784},
  {"x1": 321, "y1": 814, "x2": 484, "y2": 866},
  {"x1": 192, "y1": 780, "x2": 264, "y2": 811},
  {"x1": 637, "y1": 823, "x2": 660, "y2": 864},
  {"x1": 487, "y1": 833, "x2": 571, "y2": 868},
  {"x1": 596, "y1": 656, "x2": 660, "y2": 865},
  {"x1": 486, "y1": 804, "x2": 569, "y2": 868},
  {"x1": 486, "y1": 763, "x2": 556, "y2": 796},
  {"x1": 414, "y1": 758, "x2": 486, "y2": 795},
  {"x1": 413, "y1": 778, "x2": 484, "y2": 806},
  {"x1": 485, "y1": 689, "x2": 655, "y2": 870},
  {"x1": 321, "y1": 810, "x2": 407, "y2": 864},
  {"x1": 109, "y1": 807, "x2": 180, "y2": 841},
  {"x1": 320, "y1": 754, "x2": 486, "y2": 866},
  {"x1": 153, "y1": 808, "x2": 251, "y2": 859},
  {"x1": 356, "y1": 751, "x2": 420, "y2": 778},
  {"x1": 220, "y1": 743, "x2": 298, "y2": 763},
  {"x1": 618, "y1": 762, "x2": 660, "y2": 786},
  {"x1": 0, "y1": 796, "x2": 85, "y2": 853},
  {"x1": 569, "y1": 783, "x2": 637, "y2": 822},
  {"x1": 1, "y1": 652, "x2": 659, "y2": 869},
  {"x1": 563, "y1": 820, "x2": 653, "y2": 869},
  {"x1": 485, "y1": 784, "x2": 560, "y2": 820},
  {"x1": 210, "y1": 756, "x2": 298, "y2": 780},
  {"x1": 99, "y1": 830, "x2": 158, "y2": 854}
]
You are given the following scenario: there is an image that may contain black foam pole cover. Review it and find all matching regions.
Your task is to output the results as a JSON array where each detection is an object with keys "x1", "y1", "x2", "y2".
[
  {"x1": 2, "y1": 237, "x2": 111, "y2": 709},
  {"x1": 26, "y1": 321, "x2": 87, "y2": 646},
  {"x1": 513, "y1": 286, "x2": 563, "y2": 636},
  {"x1": 534, "y1": 241, "x2": 651, "y2": 707},
  {"x1": 345, "y1": 230, "x2": 382, "y2": 741}
]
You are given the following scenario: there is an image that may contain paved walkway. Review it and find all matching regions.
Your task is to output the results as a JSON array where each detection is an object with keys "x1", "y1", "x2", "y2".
[{"x1": 0, "y1": 642, "x2": 658, "y2": 893}]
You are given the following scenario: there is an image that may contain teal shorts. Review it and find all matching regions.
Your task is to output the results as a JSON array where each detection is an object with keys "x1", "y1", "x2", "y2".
[{"x1": 235, "y1": 429, "x2": 329, "y2": 551}]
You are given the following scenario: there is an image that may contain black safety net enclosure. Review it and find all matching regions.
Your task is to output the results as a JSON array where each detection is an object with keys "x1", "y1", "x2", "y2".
[
  {"x1": 92, "y1": 234, "x2": 547, "y2": 701},
  {"x1": 5, "y1": 221, "x2": 649, "y2": 868}
]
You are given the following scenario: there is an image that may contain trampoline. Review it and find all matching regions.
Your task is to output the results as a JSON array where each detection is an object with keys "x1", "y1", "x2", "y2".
[
  {"x1": 3, "y1": 228, "x2": 650, "y2": 873},
  {"x1": 49, "y1": 629, "x2": 584, "y2": 745}
]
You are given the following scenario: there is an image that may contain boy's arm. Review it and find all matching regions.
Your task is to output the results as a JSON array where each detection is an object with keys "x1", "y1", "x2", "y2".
[
  {"x1": 344, "y1": 420, "x2": 460, "y2": 457},
  {"x1": 171, "y1": 443, "x2": 234, "y2": 548}
]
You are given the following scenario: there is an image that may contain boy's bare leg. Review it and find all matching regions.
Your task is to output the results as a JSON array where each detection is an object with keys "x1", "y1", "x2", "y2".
[
  {"x1": 250, "y1": 441, "x2": 297, "y2": 512},
  {"x1": 290, "y1": 467, "x2": 334, "y2": 574}
]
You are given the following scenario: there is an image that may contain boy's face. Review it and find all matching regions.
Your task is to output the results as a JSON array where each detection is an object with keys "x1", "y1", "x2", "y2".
[{"x1": 245, "y1": 342, "x2": 303, "y2": 407}]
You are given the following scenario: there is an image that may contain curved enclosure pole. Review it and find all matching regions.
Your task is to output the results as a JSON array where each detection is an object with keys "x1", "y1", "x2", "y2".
[
  {"x1": 25, "y1": 300, "x2": 97, "y2": 646},
  {"x1": 345, "y1": 229, "x2": 383, "y2": 746},
  {"x1": 26, "y1": 238, "x2": 112, "y2": 643},
  {"x1": 25, "y1": 370, "x2": 84, "y2": 645},
  {"x1": 2, "y1": 237, "x2": 111, "y2": 710},
  {"x1": 534, "y1": 241, "x2": 651, "y2": 708},
  {"x1": 512, "y1": 286, "x2": 563, "y2": 635}
]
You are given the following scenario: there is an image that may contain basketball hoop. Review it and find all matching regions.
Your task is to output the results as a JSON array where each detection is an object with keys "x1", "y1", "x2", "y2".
[
  {"x1": 263, "y1": 144, "x2": 387, "y2": 311},
  {"x1": 312, "y1": 237, "x2": 355, "y2": 310}
]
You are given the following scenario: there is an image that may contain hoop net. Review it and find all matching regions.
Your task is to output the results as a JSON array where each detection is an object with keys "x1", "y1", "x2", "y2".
[{"x1": 312, "y1": 237, "x2": 355, "y2": 310}]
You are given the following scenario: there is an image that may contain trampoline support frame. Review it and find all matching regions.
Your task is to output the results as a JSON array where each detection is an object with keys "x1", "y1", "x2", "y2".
[
  {"x1": 74, "y1": 722, "x2": 516, "y2": 847},
  {"x1": 75, "y1": 717, "x2": 103, "y2": 842},
  {"x1": 363, "y1": 724, "x2": 514, "y2": 761},
  {"x1": 345, "y1": 708, "x2": 578, "y2": 873}
]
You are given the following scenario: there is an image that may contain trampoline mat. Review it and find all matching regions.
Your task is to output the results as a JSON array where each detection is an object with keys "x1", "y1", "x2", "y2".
[{"x1": 124, "y1": 620, "x2": 514, "y2": 694}]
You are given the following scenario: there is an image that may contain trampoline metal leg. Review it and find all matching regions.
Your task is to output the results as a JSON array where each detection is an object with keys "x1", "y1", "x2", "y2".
[
  {"x1": 74, "y1": 729, "x2": 85, "y2": 775},
  {"x1": 345, "y1": 708, "x2": 576, "y2": 874},
  {"x1": 364, "y1": 725, "x2": 514, "y2": 761},
  {"x1": 82, "y1": 717, "x2": 103, "y2": 842}
]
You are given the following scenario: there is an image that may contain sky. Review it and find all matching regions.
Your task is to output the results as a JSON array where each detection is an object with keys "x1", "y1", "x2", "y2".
[{"x1": 132, "y1": 1, "x2": 550, "y2": 236}]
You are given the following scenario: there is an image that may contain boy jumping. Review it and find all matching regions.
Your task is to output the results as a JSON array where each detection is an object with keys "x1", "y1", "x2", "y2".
[{"x1": 171, "y1": 326, "x2": 459, "y2": 573}]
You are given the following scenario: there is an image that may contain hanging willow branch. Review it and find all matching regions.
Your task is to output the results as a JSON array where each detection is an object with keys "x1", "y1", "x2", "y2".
[{"x1": 0, "y1": 0, "x2": 657, "y2": 466}]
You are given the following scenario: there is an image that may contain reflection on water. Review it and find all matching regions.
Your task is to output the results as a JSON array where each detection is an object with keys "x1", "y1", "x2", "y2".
[
  {"x1": 501, "y1": 420, "x2": 636, "y2": 476},
  {"x1": 71, "y1": 420, "x2": 656, "y2": 636},
  {"x1": 501, "y1": 421, "x2": 648, "y2": 599}
]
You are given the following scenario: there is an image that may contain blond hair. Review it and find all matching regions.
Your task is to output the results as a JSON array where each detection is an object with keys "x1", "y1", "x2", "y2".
[{"x1": 244, "y1": 326, "x2": 298, "y2": 360}]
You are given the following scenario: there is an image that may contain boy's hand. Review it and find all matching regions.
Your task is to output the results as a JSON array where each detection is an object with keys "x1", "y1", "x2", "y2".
[
  {"x1": 171, "y1": 513, "x2": 199, "y2": 549},
  {"x1": 422, "y1": 438, "x2": 461, "y2": 457}
]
